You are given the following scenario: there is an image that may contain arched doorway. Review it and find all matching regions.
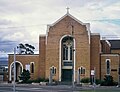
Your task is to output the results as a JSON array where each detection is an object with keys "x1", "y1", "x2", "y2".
[
  {"x1": 61, "y1": 36, "x2": 74, "y2": 82},
  {"x1": 9, "y1": 61, "x2": 23, "y2": 82}
]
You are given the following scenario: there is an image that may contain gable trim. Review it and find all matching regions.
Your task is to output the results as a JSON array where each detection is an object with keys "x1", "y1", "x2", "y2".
[{"x1": 46, "y1": 13, "x2": 91, "y2": 44}]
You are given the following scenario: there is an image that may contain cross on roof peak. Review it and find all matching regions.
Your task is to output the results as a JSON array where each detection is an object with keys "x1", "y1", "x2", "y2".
[{"x1": 66, "y1": 7, "x2": 70, "y2": 14}]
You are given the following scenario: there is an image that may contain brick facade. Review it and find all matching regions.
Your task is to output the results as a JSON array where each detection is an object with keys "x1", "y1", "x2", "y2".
[
  {"x1": 45, "y1": 15, "x2": 91, "y2": 81},
  {"x1": 8, "y1": 13, "x2": 120, "y2": 83},
  {"x1": 100, "y1": 54, "x2": 119, "y2": 81},
  {"x1": 8, "y1": 55, "x2": 39, "y2": 81},
  {"x1": 90, "y1": 34, "x2": 100, "y2": 79}
]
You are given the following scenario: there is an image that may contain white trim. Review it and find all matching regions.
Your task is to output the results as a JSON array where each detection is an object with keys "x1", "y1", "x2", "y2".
[
  {"x1": 105, "y1": 59, "x2": 111, "y2": 75},
  {"x1": 106, "y1": 40, "x2": 111, "y2": 47},
  {"x1": 78, "y1": 66, "x2": 86, "y2": 75},
  {"x1": 30, "y1": 62, "x2": 34, "y2": 64},
  {"x1": 9, "y1": 61, "x2": 23, "y2": 81},
  {"x1": 101, "y1": 37, "x2": 111, "y2": 47},
  {"x1": 50, "y1": 66, "x2": 57, "y2": 75},
  {"x1": 59, "y1": 35, "x2": 76, "y2": 82},
  {"x1": 59, "y1": 35, "x2": 66, "y2": 81},
  {"x1": 86, "y1": 23, "x2": 91, "y2": 44},
  {"x1": 46, "y1": 25, "x2": 50, "y2": 45},
  {"x1": 62, "y1": 66, "x2": 72, "y2": 69},
  {"x1": 48, "y1": 13, "x2": 87, "y2": 28},
  {"x1": 50, "y1": 65, "x2": 56, "y2": 69},
  {"x1": 91, "y1": 33, "x2": 100, "y2": 35},
  {"x1": 101, "y1": 38, "x2": 111, "y2": 47},
  {"x1": 8, "y1": 54, "x2": 39, "y2": 56},
  {"x1": 39, "y1": 34, "x2": 46, "y2": 37},
  {"x1": 46, "y1": 13, "x2": 90, "y2": 45},
  {"x1": 101, "y1": 54, "x2": 119, "y2": 57}
]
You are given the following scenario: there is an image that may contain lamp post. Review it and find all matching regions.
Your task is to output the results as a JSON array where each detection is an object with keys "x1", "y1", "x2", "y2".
[
  {"x1": 13, "y1": 48, "x2": 16, "y2": 92},
  {"x1": 72, "y1": 44, "x2": 75, "y2": 88},
  {"x1": 118, "y1": 67, "x2": 120, "y2": 87},
  {"x1": 71, "y1": 25, "x2": 75, "y2": 88},
  {"x1": 118, "y1": 56, "x2": 120, "y2": 87}
]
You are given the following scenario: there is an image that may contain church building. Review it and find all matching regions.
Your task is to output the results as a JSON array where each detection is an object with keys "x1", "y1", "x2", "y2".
[{"x1": 8, "y1": 11, "x2": 120, "y2": 83}]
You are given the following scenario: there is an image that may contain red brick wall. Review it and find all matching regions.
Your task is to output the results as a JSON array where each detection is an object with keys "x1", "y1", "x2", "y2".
[
  {"x1": 101, "y1": 40, "x2": 111, "y2": 53},
  {"x1": 90, "y1": 34, "x2": 100, "y2": 79},
  {"x1": 8, "y1": 55, "x2": 39, "y2": 80},
  {"x1": 45, "y1": 15, "x2": 90, "y2": 80},
  {"x1": 39, "y1": 36, "x2": 46, "y2": 78},
  {"x1": 100, "y1": 54, "x2": 119, "y2": 81}
]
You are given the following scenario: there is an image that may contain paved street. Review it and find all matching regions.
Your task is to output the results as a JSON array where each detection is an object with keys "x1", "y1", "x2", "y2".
[
  {"x1": 0, "y1": 83, "x2": 82, "y2": 92},
  {"x1": 0, "y1": 83, "x2": 120, "y2": 92}
]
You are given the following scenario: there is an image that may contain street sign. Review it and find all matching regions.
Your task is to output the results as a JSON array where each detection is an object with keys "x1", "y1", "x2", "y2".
[{"x1": 91, "y1": 70, "x2": 95, "y2": 76}]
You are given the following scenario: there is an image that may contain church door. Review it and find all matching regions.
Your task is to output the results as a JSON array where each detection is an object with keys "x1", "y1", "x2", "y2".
[
  {"x1": 62, "y1": 69, "x2": 72, "y2": 82},
  {"x1": 61, "y1": 36, "x2": 73, "y2": 82}
]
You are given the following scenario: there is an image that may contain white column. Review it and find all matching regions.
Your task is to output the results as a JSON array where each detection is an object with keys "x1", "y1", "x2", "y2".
[
  {"x1": 68, "y1": 46, "x2": 70, "y2": 61},
  {"x1": 9, "y1": 64, "x2": 12, "y2": 81}
]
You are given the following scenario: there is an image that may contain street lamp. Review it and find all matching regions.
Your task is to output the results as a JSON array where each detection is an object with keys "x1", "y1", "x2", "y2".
[
  {"x1": 118, "y1": 57, "x2": 120, "y2": 87},
  {"x1": 71, "y1": 25, "x2": 75, "y2": 88},
  {"x1": 13, "y1": 48, "x2": 16, "y2": 92},
  {"x1": 72, "y1": 43, "x2": 75, "y2": 88}
]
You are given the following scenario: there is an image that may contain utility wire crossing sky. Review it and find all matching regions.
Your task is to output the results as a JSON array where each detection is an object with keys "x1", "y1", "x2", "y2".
[{"x1": 0, "y1": 0, "x2": 120, "y2": 56}]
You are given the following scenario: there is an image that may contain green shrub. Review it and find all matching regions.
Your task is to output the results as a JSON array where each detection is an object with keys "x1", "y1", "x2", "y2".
[
  {"x1": 19, "y1": 69, "x2": 30, "y2": 83},
  {"x1": 81, "y1": 78, "x2": 90, "y2": 83},
  {"x1": 96, "y1": 79, "x2": 102, "y2": 85},
  {"x1": 101, "y1": 75, "x2": 118, "y2": 86},
  {"x1": 24, "y1": 80, "x2": 33, "y2": 84},
  {"x1": 81, "y1": 77, "x2": 102, "y2": 85}
]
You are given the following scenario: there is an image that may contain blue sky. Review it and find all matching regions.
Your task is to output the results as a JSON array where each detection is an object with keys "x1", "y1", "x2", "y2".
[{"x1": 0, "y1": 0, "x2": 120, "y2": 57}]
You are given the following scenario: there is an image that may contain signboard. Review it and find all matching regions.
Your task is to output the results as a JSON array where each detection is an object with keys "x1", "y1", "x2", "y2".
[
  {"x1": 25, "y1": 64, "x2": 30, "y2": 71},
  {"x1": 111, "y1": 69, "x2": 117, "y2": 71},
  {"x1": 91, "y1": 70, "x2": 95, "y2": 76}
]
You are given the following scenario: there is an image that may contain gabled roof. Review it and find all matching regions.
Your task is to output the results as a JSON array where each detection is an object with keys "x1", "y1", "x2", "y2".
[
  {"x1": 108, "y1": 40, "x2": 120, "y2": 49},
  {"x1": 47, "y1": 12, "x2": 89, "y2": 27},
  {"x1": 46, "y1": 12, "x2": 91, "y2": 44}
]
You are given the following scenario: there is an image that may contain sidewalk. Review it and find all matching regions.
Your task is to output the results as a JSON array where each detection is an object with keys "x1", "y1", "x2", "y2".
[{"x1": 0, "y1": 81, "x2": 120, "y2": 90}]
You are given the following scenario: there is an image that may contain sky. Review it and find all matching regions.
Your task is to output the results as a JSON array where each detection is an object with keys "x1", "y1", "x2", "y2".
[{"x1": 0, "y1": 0, "x2": 120, "y2": 57}]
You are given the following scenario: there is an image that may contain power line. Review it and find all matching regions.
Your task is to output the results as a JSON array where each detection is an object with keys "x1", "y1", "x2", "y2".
[
  {"x1": 102, "y1": 35, "x2": 120, "y2": 36},
  {"x1": 0, "y1": 24, "x2": 47, "y2": 29},
  {"x1": 101, "y1": 35, "x2": 120, "y2": 39}
]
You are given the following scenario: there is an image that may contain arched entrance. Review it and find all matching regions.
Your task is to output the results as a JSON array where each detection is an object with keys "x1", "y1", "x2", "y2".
[
  {"x1": 60, "y1": 35, "x2": 75, "y2": 82},
  {"x1": 9, "y1": 61, "x2": 23, "y2": 82}
]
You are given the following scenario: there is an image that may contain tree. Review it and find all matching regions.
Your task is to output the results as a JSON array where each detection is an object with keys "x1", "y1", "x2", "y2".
[
  {"x1": 101, "y1": 75, "x2": 118, "y2": 86},
  {"x1": 17, "y1": 43, "x2": 35, "y2": 54},
  {"x1": 19, "y1": 69, "x2": 30, "y2": 83}
]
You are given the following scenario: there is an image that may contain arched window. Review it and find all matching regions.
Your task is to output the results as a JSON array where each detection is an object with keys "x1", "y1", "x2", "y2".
[
  {"x1": 63, "y1": 44, "x2": 68, "y2": 60},
  {"x1": 62, "y1": 36, "x2": 73, "y2": 61},
  {"x1": 50, "y1": 66, "x2": 56, "y2": 75},
  {"x1": 79, "y1": 66, "x2": 85, "y2": 75},
  {"x1": 70, "y1": 46, "x2": 72, "y2": 60},
  {"x1": 106, "y1": 59, "x2": 110, "y2": 75},
  {"x1": 30, "y1": 62, "x2": 34, "y2": 73}
]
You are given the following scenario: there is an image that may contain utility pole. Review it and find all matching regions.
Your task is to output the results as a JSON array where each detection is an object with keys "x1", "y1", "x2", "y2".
[
  {"x1": 118, "y1": 58, "x2": 120, "y2": 87},
  {"x1": 116, "y1": 56, "x2": 120, "y2": 87},
  {"x1": 71, "y1": 25, "x2": 75, "y2": 88},
  {"x1": 13, "y1": 48, "x2": 16, "y2": 92}
]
